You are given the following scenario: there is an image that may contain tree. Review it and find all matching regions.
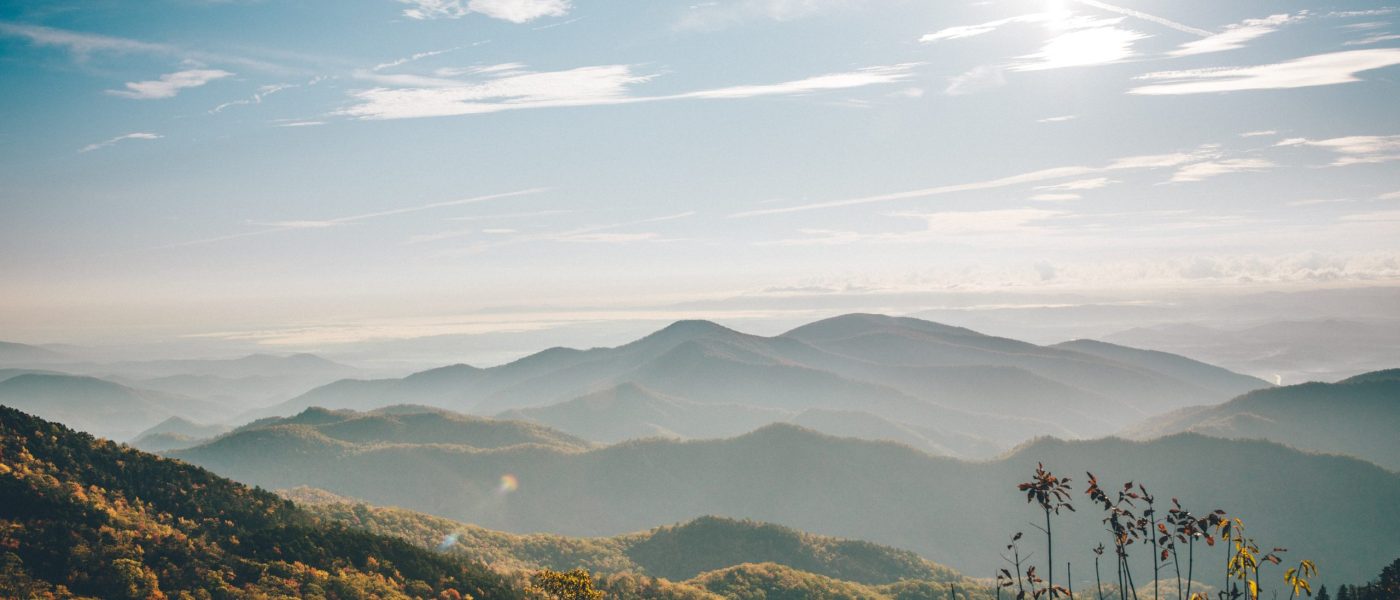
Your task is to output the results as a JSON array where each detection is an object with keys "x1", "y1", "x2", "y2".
[
  {"x1": 1377, "y1": 558, "x2": 1400, "y2": 600},
  {"x1": 531, "y1": 568, "x2": 604, "y2": 600},
  {"x1": 1314, "y1": 585, "x2": 1329, "y2": 600}
]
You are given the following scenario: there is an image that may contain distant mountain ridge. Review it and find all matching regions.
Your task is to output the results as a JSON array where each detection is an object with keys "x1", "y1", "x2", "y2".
[
  {"x1": 0, "y1": 341, "x2": 67, "y2": 363},
  {"x1": 259, "y1": 313, "x2": 1269, "y2": 452},
  {"x1": 1123, "y1": 370, "x2": 1400, "y2": 470},
  {"x1": 173, "y1": 405, "x2": 1400, "y2": 585},
  {"x1": 0, "y1": 373, "x2": 229, "y2": 441}
]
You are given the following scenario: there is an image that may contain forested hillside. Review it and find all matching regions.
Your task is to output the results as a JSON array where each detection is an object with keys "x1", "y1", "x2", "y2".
[{"x1": 0, "y1": 404, "x2": 524, "y2": 599}]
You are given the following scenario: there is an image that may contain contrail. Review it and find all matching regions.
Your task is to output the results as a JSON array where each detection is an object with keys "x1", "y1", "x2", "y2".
[{"x1": 1071, "y1": 0, "x2": 1213, "y2": 37}]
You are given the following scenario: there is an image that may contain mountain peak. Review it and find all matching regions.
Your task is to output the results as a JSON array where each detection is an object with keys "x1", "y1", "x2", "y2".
[
  {"x1": 627, "y1": 319, "x2": 742, "y2": 350},
  {"x1": 781, "y1": 313, "x2": 979, "y2": 342}
]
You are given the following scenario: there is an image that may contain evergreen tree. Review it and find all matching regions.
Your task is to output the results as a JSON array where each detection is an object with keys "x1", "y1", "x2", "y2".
[
  {"x1": 1377, "y1": 558, "x2": 1400, "y2": 600},
  {"x1": 1336, "y1": 584, "x2": 1351, "y2": 600},
  {"x1": 1315, "y1": 585, "x2": 1329, "y2": 600}
]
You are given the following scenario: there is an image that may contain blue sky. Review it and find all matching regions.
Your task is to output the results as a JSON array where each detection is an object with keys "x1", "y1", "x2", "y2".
[{"x1": 1, "y1": 0, "x2": 1399, "y2": 358}]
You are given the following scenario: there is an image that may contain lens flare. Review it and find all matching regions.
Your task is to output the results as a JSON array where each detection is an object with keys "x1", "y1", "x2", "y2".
[
  {"x1": 497, "y1": 473, "x2": 519, "y2": 495},
  {"x1": 437, "y1": 532, "x2": 460, "y2": 551}
]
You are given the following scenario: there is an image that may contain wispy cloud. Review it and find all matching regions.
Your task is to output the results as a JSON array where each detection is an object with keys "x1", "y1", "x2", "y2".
[
  {"x1": 79, "y1": 132, "x2": 162, "y2": 153},
  {"x1": 1029, "y1": 193, "x2": 1081, "y2": 202},
  {"x1": 1129, "y1": 49, "x2": 1400, "y2": 95},
  {"x1": 341, "y1": 63, "x2": 917, "y2": 120},
  {"x1": 211, "y1": 83, "x2": 294, "y2": 113},
  {"x1": 159, "y1": 188, "x2": 549, "y2": 248},
  {"x1": 1036, "y1": 177, "x2": 1114, "y2": 190},
  {"x1": 1169, "y1": 158, "x2": 1275, "y2": 182},
  {"x1": 1169, "y1": 13, "x2": 1300, "y2": 57},
  {"x1": 107, "y1": 69, "x2": 233, "y2": 99},
  {"x1": 1038, "y1": 115, "x2": 1078, "y2": 123},
  {"x1": 406, "y1": 209, "x2": 575, "y2": 244},
  {"x1": 945, "y1": 65, "x2": 1005, "y2": 96},
  {"x1": 1344, "y1": 33, "x2": 1400, "y2": 46},
  {"x1": 759, "y1": 209, "x2": 1067, "y2": 246},
  {"x1": 923, "y1": 11, "x2": 1148, "y2": 73},
  {"x1": 920, "y1": 13, "x2": 1049, "y2": 42},
  {"x1": 1277, "y1": 135, "x2": 1400, "y2": 166},
  {"x1": 1240, "y1": 130, "x2": 1278, "y2": 138},
  {"x1": 373, "y1": 47, "x2": 463, "y2": 71},
  {"x1": 0, "y1": 22, "x2": 299, "y2": 74},
  {"x1": 676, "y1": 0, "x2": 865, "y2": 31},
  {"x1": 1012, "y1": 22, "x2": 1148, "y2": 71},
  {"x1": 731, "y1": 150, "x2": 1210, "y2": 217},
  {"x1": 398, "y1": 0, "x2": 571, "y2": 23},
  {"x1": 0, "y1": 21, "x2": 167, "y2": 57},
  {"x1": 448, "y1": 211, "x2": 695, "y2": 252}
]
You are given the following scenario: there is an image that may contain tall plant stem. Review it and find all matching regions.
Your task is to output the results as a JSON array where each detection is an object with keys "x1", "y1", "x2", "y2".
[
  {"x1": 1095, "y1": 555, "x2": 1105, "y2": 600},
  {"x1": 1124, "y1": 555, "x2": 1141, "y2": 600},
  {"x1": 1184, "y1": 540, "x2": 1194, "y2": 600},
  {"x1": 1047, "y1": 509, "x2": 1055, "y2": 596},
  {"x1": 1068, "y1": 562, "x2": 1075, "y2": 600},
  {"x1": 1172, "y1": 545, "x2": 1183, "y2": 600}
]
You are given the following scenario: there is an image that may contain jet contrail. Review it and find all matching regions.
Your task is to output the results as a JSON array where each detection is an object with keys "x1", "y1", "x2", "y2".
[{"x1": 1071, "y1": 0, "x2": 1213, "y2": 37}]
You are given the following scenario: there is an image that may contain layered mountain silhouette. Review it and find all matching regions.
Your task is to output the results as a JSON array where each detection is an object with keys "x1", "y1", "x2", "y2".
[
  {"x1": 0, "y1": 351, "x2": 366, "y2": 415},
  {"x1": 173, "y1": 405, "x2": 1400, "y2": 584},
  {"x1": 0, "y1": 373, "x2": 229, "y2": 441},
  {"x1": 1124, "y1": 370, "x2": 1400, "y2": 470},
  {"x1": 258, "y1": 314, "x2": 1269, "y2": 452}
]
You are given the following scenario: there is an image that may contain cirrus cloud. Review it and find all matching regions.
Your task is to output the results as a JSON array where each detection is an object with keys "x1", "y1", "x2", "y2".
[
  {"x1": 1129, "y1": 49, "x2": 1400, "y2": 95},
  {"x1": 107, "y1": 69, "x2": 233, "y2": 99},
  {"x1": 398, "y1": 0, "x2": 570, "y2": 22}
]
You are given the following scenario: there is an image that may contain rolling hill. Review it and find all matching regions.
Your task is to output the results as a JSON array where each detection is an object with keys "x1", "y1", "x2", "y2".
[
  {"x1": 1122, "y1": 371, "x2": 1400, "y2": 470},
  {"x1": 173, "y1": 408, "x2": 1400, "y2": 585},
  {"x1": 295, "y1": 498, "x2": 971, "y2": 588},
  {"x1": 259, "y1": 314, "x2": 1268, "y2": 451}
]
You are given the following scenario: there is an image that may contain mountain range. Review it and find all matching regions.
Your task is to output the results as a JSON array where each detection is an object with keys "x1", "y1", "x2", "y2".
[
  {"x1": 171, "y1": 403, "x2": 1400, "y2": 585},
  {"x1": 259, "y1": 314, "x2": 1270, "y2": 453}
]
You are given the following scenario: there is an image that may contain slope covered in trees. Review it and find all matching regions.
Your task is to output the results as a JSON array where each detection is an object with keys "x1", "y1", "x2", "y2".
[
  {"x1": 0, "y1": 404, "x2": 526, "y2": 599},
  {"x1": 296, "y1": 498, "x2": 969, "y2": 588}
]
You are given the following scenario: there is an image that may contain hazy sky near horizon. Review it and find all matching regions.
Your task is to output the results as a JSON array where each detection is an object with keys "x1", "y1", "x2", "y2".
[{"x1": 2, "y1": 0, "x2": 1399, "y2": 352}]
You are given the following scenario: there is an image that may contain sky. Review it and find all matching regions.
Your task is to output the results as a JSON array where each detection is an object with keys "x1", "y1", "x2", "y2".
[{"x1": 1, "y1": 0, "x2": 1399, "y2": 363}]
